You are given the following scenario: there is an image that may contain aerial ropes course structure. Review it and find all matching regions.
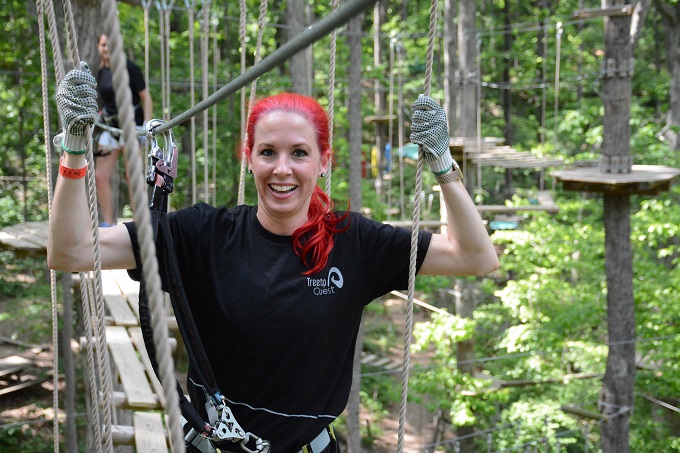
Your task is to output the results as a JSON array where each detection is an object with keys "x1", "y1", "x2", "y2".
[{"x1": 36, "y1": 0, "x2": 445, "y2": 451}]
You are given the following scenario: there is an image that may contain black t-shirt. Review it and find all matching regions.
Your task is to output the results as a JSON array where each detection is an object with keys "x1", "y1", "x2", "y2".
[
  {"x1": 97, "y1": 60, "x2": 146, "y2": 126},
  {"x1": 125, "y1": 203, "x2": 432, "y2": 451}
]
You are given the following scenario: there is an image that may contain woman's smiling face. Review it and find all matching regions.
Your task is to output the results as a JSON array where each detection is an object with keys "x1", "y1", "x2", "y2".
[{"x1": 250, "y1": 110, "x2": 329, "y2": 235}]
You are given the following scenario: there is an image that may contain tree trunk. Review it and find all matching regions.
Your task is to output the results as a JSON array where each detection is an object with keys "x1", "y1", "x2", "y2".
[
  {"x1": 346, "y1": 11, "x2": 365, "y2": 453},
  {"x1": 286, "y1": 0, "x2": 313, "y2": 96},
  {"x1": 443, "y1": 0, "x2": 457, "y2": 133},
  {"x1": 601, "y1": 194, "x2": 635, "y2": 453},
  {"x1": 69, "y1": 0, "x2": 103, "y2": 69},
  {"x1": 455, "y1": 279, "x2": 476, "y2": 453},
  {"x1": 502, "y1": 0, "x2": 514, "y2": 197},
  {"x1": 655, "y1": 0, "x2": 680, "y2": 150},
  {"x1": 456, "y1": 0, "x2": 476, "y2": 138},
  {"x1": 599, "y1": 5, "x2": 635, "y2": 452}
]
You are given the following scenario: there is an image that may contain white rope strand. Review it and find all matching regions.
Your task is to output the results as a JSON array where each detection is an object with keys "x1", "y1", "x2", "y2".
[
  {"x1": 101, "y1": 1, "x2": 185, "y2": 450},
  {"x1": 36, "y1": 3, "x2": 60, "y2": 450},
  {"x1": 397, "y1": 0, "x2": 439, "y2": 451}
]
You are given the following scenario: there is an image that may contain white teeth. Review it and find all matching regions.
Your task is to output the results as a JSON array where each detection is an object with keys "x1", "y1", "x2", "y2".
[{"x1": 271, "y1": 184, "x2": 295, "y2": 192}]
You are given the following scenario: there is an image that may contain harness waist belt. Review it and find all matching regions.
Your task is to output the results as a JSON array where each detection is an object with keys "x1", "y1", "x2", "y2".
[{"x1": 299, "y1": 426, "x2": 333, "y2": 453}]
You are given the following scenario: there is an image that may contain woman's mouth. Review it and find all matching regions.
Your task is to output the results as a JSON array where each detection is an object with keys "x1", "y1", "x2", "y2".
[{"x1": 270, "y1": 184, "x2": 297, "y2": 194}]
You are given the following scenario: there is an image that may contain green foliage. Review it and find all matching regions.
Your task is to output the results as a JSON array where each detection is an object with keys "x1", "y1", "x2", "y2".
[{"x1": 2, "y1": 1, "x2": 680, "y2": 450}]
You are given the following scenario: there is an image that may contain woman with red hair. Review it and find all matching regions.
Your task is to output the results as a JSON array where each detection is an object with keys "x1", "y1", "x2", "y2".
[{"x1": 49, "y1": 66, "x2": 498, "y2": 452}]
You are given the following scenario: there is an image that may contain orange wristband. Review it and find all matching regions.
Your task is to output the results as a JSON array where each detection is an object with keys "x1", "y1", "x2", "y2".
[{"x1": 59, "y1": 156, "x2": 87, "y2": 179}]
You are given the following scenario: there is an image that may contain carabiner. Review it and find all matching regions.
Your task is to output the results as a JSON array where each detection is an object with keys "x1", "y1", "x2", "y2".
[{"x1": 145, "y1": 118, "x2": 177, "y2": 194}]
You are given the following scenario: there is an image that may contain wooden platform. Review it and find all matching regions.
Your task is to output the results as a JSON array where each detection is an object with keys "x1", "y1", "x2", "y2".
[
  {"x1": 552, "y1": 165, "x2": 680, "y2": 195},
  {"x1": 0, "y1": 220, "x2": 48, "y2": 258},
  {"x1": 0, "y1": 355, "x2": 48, "y2": 397}
]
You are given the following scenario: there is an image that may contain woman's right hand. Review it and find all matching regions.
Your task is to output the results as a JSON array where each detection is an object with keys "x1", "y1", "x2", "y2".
[{"x1": 55, "y1": 62, "x2": 98, "y2": 153}]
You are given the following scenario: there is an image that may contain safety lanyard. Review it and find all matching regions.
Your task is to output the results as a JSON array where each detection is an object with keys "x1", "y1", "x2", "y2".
[{"x1": 137, "y1": 120, "x2": 271, "y2": 452}]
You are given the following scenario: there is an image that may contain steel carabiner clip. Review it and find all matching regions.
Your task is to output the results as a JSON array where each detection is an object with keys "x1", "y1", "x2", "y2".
[{"x1": 145, "y1": 118, "x2": 177, "y2": 194}]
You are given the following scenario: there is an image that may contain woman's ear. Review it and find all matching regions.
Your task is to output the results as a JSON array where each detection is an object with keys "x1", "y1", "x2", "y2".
[{"x1": 321, "y1": 149, "x2": 332, "y2": 174}]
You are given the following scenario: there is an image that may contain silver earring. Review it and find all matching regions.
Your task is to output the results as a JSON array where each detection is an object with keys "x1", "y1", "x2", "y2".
[
  {"x1": 248, "y1": 168, "x2": 252, "y2": 174},
  {"x1": 320, "y1": 172, "x2": 326, "y2": 178}
]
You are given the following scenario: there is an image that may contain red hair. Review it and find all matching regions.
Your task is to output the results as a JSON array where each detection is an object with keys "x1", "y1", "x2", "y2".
[{"x1": 244, "y1": 93, "x2": 349, "y2": 275}]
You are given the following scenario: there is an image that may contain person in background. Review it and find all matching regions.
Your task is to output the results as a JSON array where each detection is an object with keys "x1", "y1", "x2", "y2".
[
  {"x1": 94, "y1": 33, "x2": 153, "y2": 227},
  {"x1": 49, "y1": 63, "x2": 498, "y2": 451}
]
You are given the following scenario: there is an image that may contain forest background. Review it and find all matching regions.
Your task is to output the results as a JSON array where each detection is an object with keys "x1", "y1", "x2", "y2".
[{"x1": 0, "y1": 0, "x2": 679, "y2": 452}]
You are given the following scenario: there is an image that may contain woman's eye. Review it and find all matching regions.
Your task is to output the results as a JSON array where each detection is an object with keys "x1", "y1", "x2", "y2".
[
  {"x1": 260, "y1": 148, "x2": 274, "y2": 156},
  {"x1": 293, "y1": 148, "x2": 308, "y2": 157}
]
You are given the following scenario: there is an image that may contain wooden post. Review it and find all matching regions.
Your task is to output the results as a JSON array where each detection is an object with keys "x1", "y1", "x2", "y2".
[{"x1": 599, "y1": 2, "x2": 635, "y2": 451}]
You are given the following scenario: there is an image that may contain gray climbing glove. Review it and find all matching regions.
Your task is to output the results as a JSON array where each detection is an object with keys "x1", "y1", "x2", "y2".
[
  {"x1": 410, "y1": 94, "x2": 453, "y2": 175},
  {"x1": 55, "y1": 62, "x2": 98, "y2": 154}
]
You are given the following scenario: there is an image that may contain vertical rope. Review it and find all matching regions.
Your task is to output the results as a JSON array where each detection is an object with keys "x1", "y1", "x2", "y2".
[
  {"x1": 81, "y1": 273, "x2": 104, "y2": 453},
  {"x1": 397, "y1": 40, "x2": 406, "y2": 220},
  {"x1": 165, "y1": 2, "x2": 175, "y2": 120},
  {"x1": 237, "y1": 0, "x2": 269, "y2": 204},
  {"x1": 212, "y1": 15, "x2": 219, "y2": 205},
  {"x1": 158, "y1": 2, "x2": 168, "y2": 119},
  {"x1": 42, "y1": 5, "x2": 105, "y2": 448},
  {"x1": 101, "y1": 0, "x2": 185, "y2": 450},
  {"x1": 60, "y1": 0, "x2": 116, "y2": 449},
  {"x1": 142, "y1": 1, "x2": 151, "y2": 87},
  {"x1": 325, "y1": 0, "x2": 339, "y2": 196},
  {"x1": 186, "y1": 0, "x2": 198, "y2": 204},
  {"x1": 237, "y1": 0, "x2": 247, "y2": 205},
  {"x1": 397, "y1": 1, "x2": 439, "y2": 451},
  {"x1": 201, "y1": 0, "x2": 212, "y2": 202},
  {"x1": 36, "y1": 3, "x2": 60, "y2": 450}
]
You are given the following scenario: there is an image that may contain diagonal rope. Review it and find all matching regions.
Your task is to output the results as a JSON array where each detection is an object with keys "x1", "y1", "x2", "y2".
[
  {"x1": 397, "y1": 0, "x2": 439, "y2": 451},
  {"x1": 59, "y1": 0, "x2": 116, "y2": 450},
  {"x1": 35, "y1": 2, "x2": 60, "y2": 450},
  {"x1": 100, "y1": 1, "x2": 185, "y2": 450}
]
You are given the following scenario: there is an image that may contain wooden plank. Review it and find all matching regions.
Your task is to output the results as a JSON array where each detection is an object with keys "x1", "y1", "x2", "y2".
[
  {"x1": 102, "y1": 283, "x2": 138, "y2": 328},
  {"x1": 134, "y1": 411, "x2": 168, "y2": 452},
  {"x1": 128, "y1": 327, "x2": 167, "y2": 409},
  {"x1": 111, "y1": 268, "x2": 141, "y2": 319},
  {"x1": 106, "y1": 326, "x2": 157, "y2": 409},
  {"x1": 0, "y1": 355, "x2": 33, "y2": 378}
]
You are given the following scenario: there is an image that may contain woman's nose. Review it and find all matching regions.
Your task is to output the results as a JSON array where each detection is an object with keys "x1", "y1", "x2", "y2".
[{"x1": 273, "y1": 155, "x2": 292, "y2": 175}]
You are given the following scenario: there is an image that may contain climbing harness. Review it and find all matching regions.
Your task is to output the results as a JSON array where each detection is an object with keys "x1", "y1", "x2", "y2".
[{"x1": 140, "y1": 120, "x2": 271, "y2": 453}]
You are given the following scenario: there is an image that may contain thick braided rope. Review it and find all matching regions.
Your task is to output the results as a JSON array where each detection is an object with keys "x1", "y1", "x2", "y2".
[
  {"x1": 100, "y1": 2, "x2": 185, "y2": 450},
  {"x1": 237, "y1": 0, "x2": 269, "y2": 204},
  {"x1": 186, "y1": 0, "x2": 198, "y2": 204},
  {"x1": 81, "y1": 274, "x2": 105, "y2": 453},
  {"x1": 325, "y1": 0, "x2": 339, "y2": 196},
  {"x1": 60, "y1": 0, "x2": 116, "y2": 449},
  {"x1": 42, "y1": 5, "x2": 105, "y2": 447},
  {"x1": 237, "y1": 0, "x2": 248, "y2": 205},
  {"x1": 201, "y1": 0, "x2": 212, "y2": 202},
  {"x1": 397, "y1": 0, "x2": 439, "y2": 451},
  {"x1": 36, "y1": 3, "x2": 60, "y2": 450}
]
